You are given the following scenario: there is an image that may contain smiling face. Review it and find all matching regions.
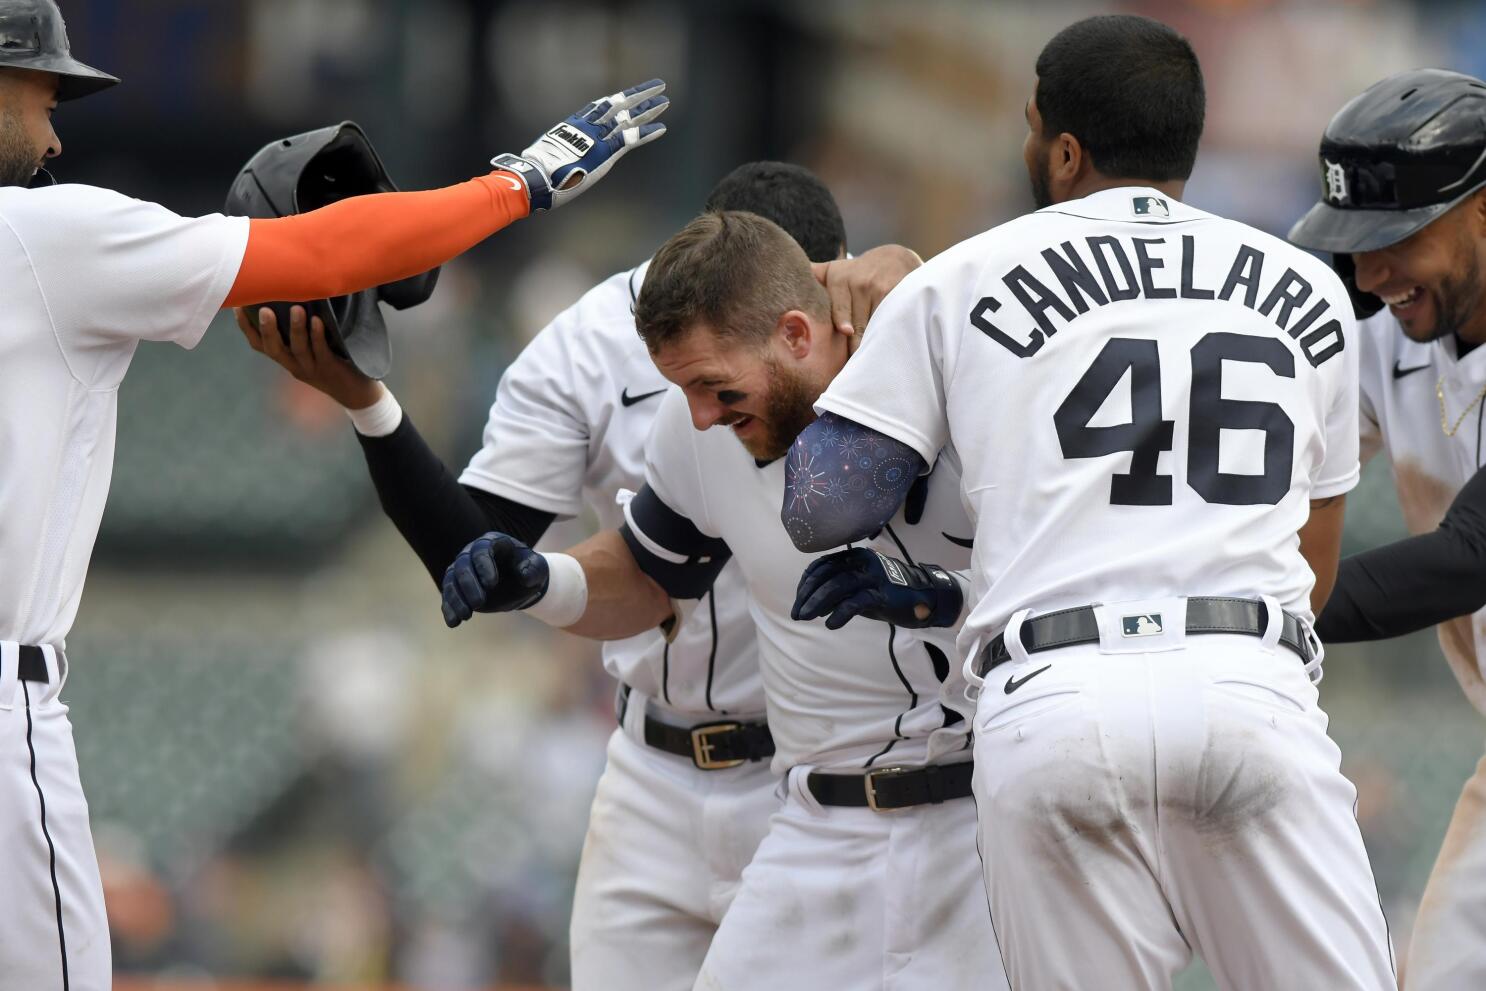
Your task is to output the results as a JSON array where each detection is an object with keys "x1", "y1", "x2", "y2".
[
  {"x1": 651, "y1": 314, "x2": 836, "y2": 460},
  {"x1": 1351, "y1": 192, "x2": 1486, "y2": 343},
  {"x1": 0, "y1": 68, "x2": 61, "y2": 187}
]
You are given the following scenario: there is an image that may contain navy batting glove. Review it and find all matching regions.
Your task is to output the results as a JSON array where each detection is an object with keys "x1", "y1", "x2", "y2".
[
  {"x1": 493, "y1": 78, "x2": 669, "y2": 212},
  {"x1": 441, "y1": 532, "x2": 550, "y2": 629},
  {"x1": 792, "y1": 548, "x2": 962, "y2": 630}
]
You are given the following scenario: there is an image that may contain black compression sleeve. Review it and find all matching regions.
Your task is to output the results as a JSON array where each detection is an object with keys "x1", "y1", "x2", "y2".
[
  {"x1": 1316, "y1": 466, "x2": 1486, "y2": 643},
  {"x1": 356, "y1": 415, "x2": 554, "y2": 586}
]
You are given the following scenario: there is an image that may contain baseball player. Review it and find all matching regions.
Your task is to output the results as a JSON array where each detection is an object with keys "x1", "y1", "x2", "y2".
[
  {"x1": 787, "y1": 15, "x2": 1396, "y2": 990},
  {"x1": 237, "y1": 162, "x2": 894, "y2": 991},
  {"x1": 439, "y1": 210, "x2": 1008, "y2": 991},
  {"x1": 0, "y1": 2, "x2": 668, "y2": 985},
  {"x1": 1290, "y1": 68, "x2": 1486, "y2": 991}
]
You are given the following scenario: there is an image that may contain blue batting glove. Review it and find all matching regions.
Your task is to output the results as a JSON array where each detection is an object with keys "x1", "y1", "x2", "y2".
[
  {"x1": 792, "y1": 548, "x2": 962, "y2": 630},
  {"x1": 493, "y1": 78, "x2": 669, "y2": 212},
  {"x1": 441, "y1": 532, "x2": 550, "y2": 629}
]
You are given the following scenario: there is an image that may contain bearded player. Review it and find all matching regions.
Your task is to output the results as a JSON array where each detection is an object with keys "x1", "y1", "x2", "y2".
[
  {"x1": 1291, "y1": 68, "x2": 1486, "y2": 991},
  {"x1": 0, "y1": 1, "x2": 668, "y2": 985},
  {"x1": 439, "y1": 210, "x2": 1006, "y2": 991}
]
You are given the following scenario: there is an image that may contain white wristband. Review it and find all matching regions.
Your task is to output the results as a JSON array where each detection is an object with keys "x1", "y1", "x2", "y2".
[
  {"x1": 346, "y1": 388, "x2": 403, "y2": 437},
  {"x1": 526, "y1": 553, "x2": 588, "y2": 628}
]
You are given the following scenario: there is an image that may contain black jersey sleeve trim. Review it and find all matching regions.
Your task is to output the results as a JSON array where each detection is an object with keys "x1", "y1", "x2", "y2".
[{"x1": 619, "y1": 484, "x2": 732, "y2": 599}]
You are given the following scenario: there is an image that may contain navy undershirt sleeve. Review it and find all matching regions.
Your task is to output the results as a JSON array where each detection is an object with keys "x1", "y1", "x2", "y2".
[
  {"x1": 356, "y1": 415, "x2": 555, "y2": 586},
  {"x1": 1316, "y1": 464, "x2": 1486, "y2": 642},
  {"x1": 782, "y1": 411, "x2": 928, "y2": 552}
]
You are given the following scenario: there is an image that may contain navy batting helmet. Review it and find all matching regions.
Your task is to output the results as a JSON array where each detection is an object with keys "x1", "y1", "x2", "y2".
[
  {"x1": 225, "y1": 122, "x2": 440, "y2": 380},
  {"x1": 0, "y1": 0, "x2": 117, "y2": 101},
  {"x1": 1290, "y1": 69, "x2": 1486, "y2": 255}
]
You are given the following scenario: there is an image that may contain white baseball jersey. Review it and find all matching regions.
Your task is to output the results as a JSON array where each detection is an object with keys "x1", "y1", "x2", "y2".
[
  {"x1": 631, "y1": 385, "x2": 974, "y2": 771},
  {"x1": 817, "y1": 186, "x2": 1360, "y2": 659},
  {"x1": 0, "y1": 184, "x2": 249, "y2": 646},
  {"x1": 1355, "y1": 308, "x2": 1486, "y2": 714},
  {"x1": 459, "y1": 262, "x2": 763, "y2": 717}
]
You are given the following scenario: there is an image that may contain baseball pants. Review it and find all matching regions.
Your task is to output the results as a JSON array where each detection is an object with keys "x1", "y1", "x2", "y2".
[
  {"x1": 971, "y1": 605, "x2": 1396, "y2": 991},
  {"x1": 692, "y1": 763, "x2": 1009, "y2": 991},
  {"x1": 1404, "y1": 749, "x2": 1486, "y2": 990},
  {"x1": 0, "y1": 643, "x2": 110, "y2": 991},
  {"x1": 570, "y1": 690, "x2": 780, "y2": 991}
]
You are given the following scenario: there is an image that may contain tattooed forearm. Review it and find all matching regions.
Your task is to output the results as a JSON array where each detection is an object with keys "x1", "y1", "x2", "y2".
[{"x1": 782, "y1": 412, "x2": 927, "y2": 552}]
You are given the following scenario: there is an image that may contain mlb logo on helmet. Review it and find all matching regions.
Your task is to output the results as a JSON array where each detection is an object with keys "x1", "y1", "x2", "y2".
[
  {"x1": 1121, "y1": 614, "x2": 1164, "y2": 637},
  {"x1": 1132, "y1": 196, "x2": 1169, "y2": 217},
  {"x1": 1323, "y1": 160, "x2": 1349, "y2": 205}
]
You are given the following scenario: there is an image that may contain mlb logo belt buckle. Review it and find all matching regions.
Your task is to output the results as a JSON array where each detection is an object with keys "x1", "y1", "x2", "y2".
[
  {"x1": 1121, "y1": 613, "x2": 1164, "y2": 637},
  {"x1": 690, "y1": 722, "x2": 747, "y2": 770}
]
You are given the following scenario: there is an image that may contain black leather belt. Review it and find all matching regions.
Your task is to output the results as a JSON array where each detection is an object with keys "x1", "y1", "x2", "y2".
[
  {"x1": 808, "y1": 761, "x2": 974, "y2": 812},
  {"x1": 619, "y1": 685, "x2": 775, "y2": 771},
  {"x1": 13, "y1": 645, "x2": 49, "y2": 683},
  {"x1": 975, "y1": 597, "x2": 1314, "y2": 679}
]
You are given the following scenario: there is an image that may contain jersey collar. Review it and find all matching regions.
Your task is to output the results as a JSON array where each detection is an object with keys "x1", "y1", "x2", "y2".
[{"x1": 1037, "y1": 186, "x2": 1206, "y2": 225}]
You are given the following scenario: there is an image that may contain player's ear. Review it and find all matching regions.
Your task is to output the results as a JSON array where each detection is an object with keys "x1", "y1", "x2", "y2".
[
  {"x1": 1052, "y1": 132, "x2": 1083, "y2": 184},
  {"x1": 776, "y1": 309, "x2": 816, "y2": 358}
]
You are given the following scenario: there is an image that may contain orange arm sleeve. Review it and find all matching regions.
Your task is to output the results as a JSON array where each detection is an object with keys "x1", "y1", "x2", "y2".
[{"x1": 224, "y1": 172, "x2": 530, "y2": 309}]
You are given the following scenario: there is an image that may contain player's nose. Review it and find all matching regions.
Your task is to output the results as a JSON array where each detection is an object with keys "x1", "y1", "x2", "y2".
[
  {"x1": 1351, "y1": 250, "x2": 1388, "y2": 294},
  {"x1": 687, "y1": 395, "x2": 726, "y2": 431}
]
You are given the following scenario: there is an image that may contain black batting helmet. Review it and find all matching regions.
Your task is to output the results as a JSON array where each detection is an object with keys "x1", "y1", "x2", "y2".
[
  {"x1": 1290, "y1": 69, "x2": 1486, "y2": 255},
  {"x1": 0, "y1": 0, "x2": 117, "y2": 101},
  {"x1": 225, "y1": 122, "x2": 440, "y2": 380}
]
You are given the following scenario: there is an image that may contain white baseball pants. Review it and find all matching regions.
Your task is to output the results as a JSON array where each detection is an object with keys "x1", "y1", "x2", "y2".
[
  {"x1": 569, "y1": 691, "x2": 780, "y2": 991},
  {"x1": 691, "y1": 764, "x2": 1009, "y2": 991},
  {"x1": 1404, "y1": 750, "x2": 1486, "y2": 990},
  {"x1": 0, "y1": 644, "x2": 109, "y2": 991},
  {"x1": 971, "y1": 609, "x2": 1396, "y2": 991}
]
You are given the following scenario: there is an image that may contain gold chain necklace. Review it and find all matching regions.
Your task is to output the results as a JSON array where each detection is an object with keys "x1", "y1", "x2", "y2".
[{"x1": 1437, "y1": 375, "x2": 1486, "y2": 437}]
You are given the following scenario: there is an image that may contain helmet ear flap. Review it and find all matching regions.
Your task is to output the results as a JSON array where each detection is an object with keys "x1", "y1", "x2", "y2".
[
  {"x1": 377, "y1": 268, "x2": 441, "y2": 311},
  {"x1": 1330, "y1": 253, "x2": 1384, "y2": 320},
  {"x1": 335, "y1": 291, "x2": 392, "y2": 381}
]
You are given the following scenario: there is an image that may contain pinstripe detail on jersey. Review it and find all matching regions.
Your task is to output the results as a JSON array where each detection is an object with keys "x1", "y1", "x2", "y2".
[
  {"x1": 23, "y1": 681, "x2": 69, "y2": 990},
  {"x1": 660, "y1": 639, "x2": 671, "y2": 706},
  {"x1": 704, "y1": 590, "x2": 720, "y2": 713}
]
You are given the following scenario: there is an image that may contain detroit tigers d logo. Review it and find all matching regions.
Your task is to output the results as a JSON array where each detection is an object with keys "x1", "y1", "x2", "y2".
[{"x1": 1323, "y1": 160, "x2": 1349, "y2": 205}]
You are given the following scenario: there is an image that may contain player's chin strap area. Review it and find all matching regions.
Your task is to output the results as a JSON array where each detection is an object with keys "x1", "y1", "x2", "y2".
[{"x1": 973, "y1": 597, "x2": 1320, "y2": 682}]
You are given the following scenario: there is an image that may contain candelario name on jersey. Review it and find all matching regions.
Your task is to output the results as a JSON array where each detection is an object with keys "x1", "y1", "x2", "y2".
[{"x1": 971, "y1": 234, "x2": 1345, "y2": 368}]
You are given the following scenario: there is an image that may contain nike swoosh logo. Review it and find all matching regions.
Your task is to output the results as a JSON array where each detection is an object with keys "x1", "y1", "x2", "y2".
[
  {"x1": 1003, "y1": 664, "x2": 1052, "y2": 695},
  {"x1": 1393, "y1": 361, "x2": 1431, "y2": 380},
  {"x1": 621, "y1": 387, "x2": 666, "y2": 407},
  {"x1": 494, "y1": 173, "x2": 524, "y2": 192},
  {"x1": 941, "y1": 532, "x2": 974, "y2": 548}
]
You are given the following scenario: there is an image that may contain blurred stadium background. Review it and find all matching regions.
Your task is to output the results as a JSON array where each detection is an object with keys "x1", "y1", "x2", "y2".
[{"x1": 52, "y1": 0, "x2": 1486, "y2": 987}]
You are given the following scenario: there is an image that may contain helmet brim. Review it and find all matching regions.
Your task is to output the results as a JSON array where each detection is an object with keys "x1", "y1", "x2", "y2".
[
  {"x1": 50, "y1": 57, "x2": 119, "y2": 101},
  {"x1": 1287, "y1": 199, "x2": 1454, "y2": 254}
]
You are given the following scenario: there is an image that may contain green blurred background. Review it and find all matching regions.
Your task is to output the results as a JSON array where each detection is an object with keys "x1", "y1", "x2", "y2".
[{"x1": 54, "y1": 0, "x2": 1486, "y2": 986}]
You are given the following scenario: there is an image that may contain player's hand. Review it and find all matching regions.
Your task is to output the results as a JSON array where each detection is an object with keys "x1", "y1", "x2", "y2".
[
  {"x1": 812, "y1": 244, "x2": 924, "y2": 346},
  {"x1": 442, "y1": 532, "x2": 550, "y2": 628},
  {"x1": 236, "y1": 306, "x2": 384, "y2": 411},
  {"x1": 492, "y1": 79, "x2": 669, "y2": 212},
  {"x1": 792, "y1": 548, "x2": 961, "y2": 630}
]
